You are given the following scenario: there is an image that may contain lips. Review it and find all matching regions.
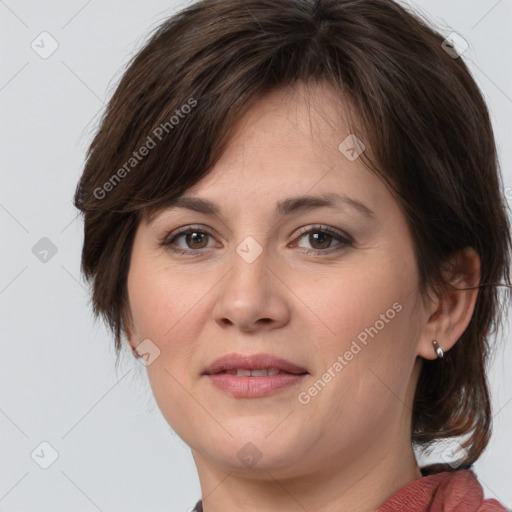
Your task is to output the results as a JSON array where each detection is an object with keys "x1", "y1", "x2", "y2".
[
  {"x1": 202, "y1": 353, "x2": 308, "y2": 376},
  {"x1": 203, "y1": 353, "x2": 309, "y2": 398}
]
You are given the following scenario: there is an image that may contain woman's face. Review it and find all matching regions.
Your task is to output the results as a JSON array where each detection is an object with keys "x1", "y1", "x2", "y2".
[{"x1": 126, "y1": 82, "x2": 431, "y2": 479}]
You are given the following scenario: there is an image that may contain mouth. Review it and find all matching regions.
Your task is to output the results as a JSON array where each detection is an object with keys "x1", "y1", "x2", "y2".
[
  {"x1": 202, "y1": 352, "x2": 309, "y2": 376},
  {"x1": 202, "y1": 353, "x2": 309, "y2": 398},
  {"x1": 215, "y1": 368, "x2": 305, "y2": 376}
]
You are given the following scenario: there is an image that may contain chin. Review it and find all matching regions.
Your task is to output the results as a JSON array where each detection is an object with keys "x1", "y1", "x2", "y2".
[{"x1": 197, "y1": 428, "x2": 308, "y2": 474}]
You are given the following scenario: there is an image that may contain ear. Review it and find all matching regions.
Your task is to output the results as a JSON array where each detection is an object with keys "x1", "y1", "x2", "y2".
[
  {"x1": 125, "y1": 326, "x2": 139, "y2": 354},
  {"x1": 121, "y1": 302, "x2": 140, "y2": 355},
  {"x1": 416, "y1": 247, "x2": 481, "y2": 360}
]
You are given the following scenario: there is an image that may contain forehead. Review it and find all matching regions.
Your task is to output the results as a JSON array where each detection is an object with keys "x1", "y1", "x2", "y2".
[
  {"x1": 142, "y1": 81, "x2": 397, "y2": 227},
  {"x1": 182, "y1": 84, "x2": 383, "y2": 204},
  {"x1": 222, "y1": 81, "x2": 356, "y2": 157}
]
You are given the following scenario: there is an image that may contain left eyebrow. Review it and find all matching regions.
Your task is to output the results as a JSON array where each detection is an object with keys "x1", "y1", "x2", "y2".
[
  {"x1": 148, "y1": 192, "x2": 376, "y2": 224},
  {"x1": 275, "y1": 193, "x2": 375, "y2": 219}
]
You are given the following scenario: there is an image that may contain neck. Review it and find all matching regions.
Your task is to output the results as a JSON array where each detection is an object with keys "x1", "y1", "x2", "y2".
[{"x1": 191, "y1": 438, "x2": 422, "y2": 512}]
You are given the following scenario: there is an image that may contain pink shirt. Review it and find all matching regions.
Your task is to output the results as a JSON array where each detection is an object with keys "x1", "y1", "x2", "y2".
[
  {"x1": 192, "y1": 468, "x2": 508, "y2": 511},
  {"x1": 377, "y1": 469, "x2": 508, "y2": 512}
]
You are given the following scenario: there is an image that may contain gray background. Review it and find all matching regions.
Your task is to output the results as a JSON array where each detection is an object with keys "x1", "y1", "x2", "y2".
[{"x1": 1, "y1": 0, "x2": 511, "y2": 510}]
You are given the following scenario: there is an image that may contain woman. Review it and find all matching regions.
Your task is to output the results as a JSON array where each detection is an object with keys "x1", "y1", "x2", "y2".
[{"x1": 73, "y1": 0, "x2": 511, "y2": 510}]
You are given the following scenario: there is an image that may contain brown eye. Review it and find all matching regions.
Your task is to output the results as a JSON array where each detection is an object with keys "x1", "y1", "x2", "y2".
[
  {"x1": 294, "y1": 225, "x2": 353, "y2": 255},
  {"x1": 183, "y1": 231, "x2": 209, "y2": 249},
  {"x1": 161, "y1": 227, "x2": 217, "y2": 255},
  {"x1": 307, "y1": 232, "x2": 334, "y2": 250}
]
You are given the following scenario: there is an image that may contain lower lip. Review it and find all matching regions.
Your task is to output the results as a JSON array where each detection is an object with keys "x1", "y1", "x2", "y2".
[{"x1": 205, "y1": 373, "x2": 307, "y2": 397}]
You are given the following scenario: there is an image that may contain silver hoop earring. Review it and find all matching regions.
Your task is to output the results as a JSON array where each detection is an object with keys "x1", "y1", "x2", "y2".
[{"x1": 432, "y1": 340, "x2": 444, "y2": 358}]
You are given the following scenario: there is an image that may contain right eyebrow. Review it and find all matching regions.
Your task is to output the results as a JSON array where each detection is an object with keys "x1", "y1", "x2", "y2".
[{"x1": 147, "y1": 192, "x2": 376, "y2": 225}]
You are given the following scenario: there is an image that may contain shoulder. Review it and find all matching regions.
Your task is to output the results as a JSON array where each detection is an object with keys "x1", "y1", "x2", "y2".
[
  {"x1": 191, "y1": 468, "x2": 508, "y2": 512},
  {"x1": 377, "y1": 465, "x2": 508, "y2": 512}
]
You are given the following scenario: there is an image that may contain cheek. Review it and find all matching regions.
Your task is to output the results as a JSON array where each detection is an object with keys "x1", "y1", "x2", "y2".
[
  {"x1": 299, "y1": 255, "x2": 418, "y2": 407},
  {"x1": 127, "y1": 257, "x2": 215, "y2": 407},
  {"x1": 302, "y1": 260, "x2": 412, "y2": 352},
  {"x1": 127, "y1": 268, "x2": 207, "y2": 439},
  {"x1": 127, "y1": 254, "x2": 212, "y2": 343}
]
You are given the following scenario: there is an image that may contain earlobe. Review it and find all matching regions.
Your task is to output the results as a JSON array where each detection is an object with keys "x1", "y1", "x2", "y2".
[
  {"x1": 125, "y1": 328, "x2": 143, "y2": 359},
  {"x1": 125, "y1": 325, "x2": 139, "y2": 353},
  {"x1": 121, "y1": 305, "x2": 139, "y2": 355},
  {"x1": 417, "y1": 247, "x2": 481, "y2": 360},
  {"x1": 431, "y1": 339, "x2": 444, "y2": 358}
]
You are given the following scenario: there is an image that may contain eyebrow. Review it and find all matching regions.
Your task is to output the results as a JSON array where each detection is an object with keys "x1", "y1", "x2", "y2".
[{"x1": 149, "y1": 193, "x2": 375, "y2": 224}]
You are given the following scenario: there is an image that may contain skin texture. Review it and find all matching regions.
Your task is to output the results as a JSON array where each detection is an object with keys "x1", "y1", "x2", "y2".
[{"x1": 125, "y1": 81, "x2": 480, "y2": 512}]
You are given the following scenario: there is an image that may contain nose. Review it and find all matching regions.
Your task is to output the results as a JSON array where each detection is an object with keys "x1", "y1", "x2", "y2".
[{"x1": 212, "y1": 243, "x2": 291, "y2": 333}]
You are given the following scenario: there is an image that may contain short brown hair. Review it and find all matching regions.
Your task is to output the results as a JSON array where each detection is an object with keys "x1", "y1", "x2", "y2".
[{"x1": 74, "y1": 0, "x2": 512, "y2": 466}]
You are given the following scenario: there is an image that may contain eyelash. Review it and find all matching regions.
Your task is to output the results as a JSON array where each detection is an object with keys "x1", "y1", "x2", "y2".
[{"x1": 160, "y1": 224, "x2": 353, "y2": 257}]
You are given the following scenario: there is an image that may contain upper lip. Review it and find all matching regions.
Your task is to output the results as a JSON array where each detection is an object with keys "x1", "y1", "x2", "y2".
[{"x1": 203, "y1": 353, "x2": 309, "y2": 375}]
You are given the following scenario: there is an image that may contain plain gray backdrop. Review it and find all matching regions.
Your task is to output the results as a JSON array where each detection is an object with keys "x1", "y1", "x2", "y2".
[{"x1": 1, "y1": 0, "x2": 511, "y2": 510}]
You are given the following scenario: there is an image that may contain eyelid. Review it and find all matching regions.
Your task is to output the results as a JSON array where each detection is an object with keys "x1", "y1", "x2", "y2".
[
  {"x1": 161, "y1": 224, "x2": 218, "y2": 247},
  {"x1": 161, "y1": 223, "x2": 353, "y2": 255},
  {"x1": 292, "y1": 224, "x2": 353, "y2": 244},
  {"x1": 290, "y1": 224, "x2": 353, "y2": 255}
]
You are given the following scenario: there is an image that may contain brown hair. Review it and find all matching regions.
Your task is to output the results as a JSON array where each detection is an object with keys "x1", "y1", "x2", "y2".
[{"x1": 73, "y1": 0, "x2": 512, "y2": 467}]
